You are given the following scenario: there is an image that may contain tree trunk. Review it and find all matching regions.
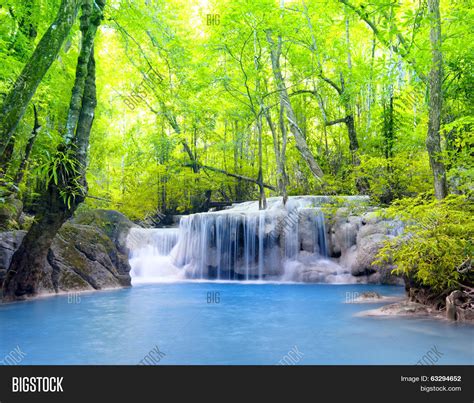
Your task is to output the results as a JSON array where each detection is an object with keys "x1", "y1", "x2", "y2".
[
  {"x1": 256, "y1": 110, "x2": 267, "y2": 210},
  {"x1": 0, "y1": 141, "x2": 15, "y2": 174},
  {"x1": 266, "y1": 30, "x2": 324, "y2": 180},
  {"x1": 346, "y1": 114, "x2": 369, "y2": 193},
  {"x1": 264, "y1": 105, "x2": 288, "y2": 204},
  {"x1": 74, "y1": 48, "x2": 97, "y2": 177},
  {"x1": 0, "y1": 0, "x2": 81, "y2": 164},
  {"x1": 343, "y1": 17, "x2": 368, "y2": 193},
  {"x1": 279, "y1": 100, "x2": 289, "y2": 204},
  {"x1": 303, "y1": 3, "x2": 361, "y2": 183},
  {"x1": 13, "y1": 104, "x2": 41, "y2": 188},
  {"x1": 163, "y1": 110, "x2": 200, "y2": 173},
  {"x1": 233, "y1": 120, "x2": 244, "y2": 200},
  {"x1": 339, "y1": 0, "x2": 446, "y2": 197},
  {"x1": 253, "y1": 31, "x2": 267, "y2": 210},
  {"x1": 426, "y1": 0, "x2": 447, "y2": 199},
  {"x1": 65, "y1": 0, "x2": 100, "y2": 143},
  {"x1": 344, "y1": 113, "x2": 359, "y2": 164},
  {"x1": 2, "y1": 184, "x2": 75, "y2": 301},
  {"x1": 2, "y1": 0, "x2": 104, "y2": 302}
]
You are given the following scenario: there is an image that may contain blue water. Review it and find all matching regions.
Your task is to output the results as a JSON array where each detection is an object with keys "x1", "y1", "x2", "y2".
[{"x1": 0, "y1": 283, "x2": 472, "y2": 365}]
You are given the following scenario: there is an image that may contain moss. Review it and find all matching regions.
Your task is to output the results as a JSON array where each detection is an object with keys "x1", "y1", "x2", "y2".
[{"x1": 0, "y1": 198, "x2": 23, "y2": 230}]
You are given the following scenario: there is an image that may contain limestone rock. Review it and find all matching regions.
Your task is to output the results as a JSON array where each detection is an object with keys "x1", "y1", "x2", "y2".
[
  {"x1": 351, "y1": 233, "x2": 392, "y2": 276},
  {"x1": 49, "y1": 223, "x2": 131, "y2": 292},
  {"x1": 329, "y1": 216, "x2": 361, "y2": 257},
  {"x1": 358, "y1": 300, "x2": 439, "y2": 318},
  {"x1": 299, "y1": 259, "x2": 352, "y2": 283},
  {"x1": 446, "y1": 290, "x2": 474, "y2": 322},
  {"x1": 0, "y1": 230, "x2": 27, "y2": 289},
  {"x1": 73, "y1": 209, "x2": 138, "y2": 255},
  {"x1": 0, "y1": 210, "x2": 133, "y2": 297}
]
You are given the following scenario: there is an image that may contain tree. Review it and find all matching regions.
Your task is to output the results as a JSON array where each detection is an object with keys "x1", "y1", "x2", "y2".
[
  {"x1": 338, "y1": 0, "x2": 448, "y2": 198},
  {"x1": 266, "y1": 30, "x2": 324, "y2": 181},
  {"x1": 2, "y1": 0, "x2": 105, "y2": 301},
  {"x1": 426, "y1": 0, "x2": 448, "y2": 199},
  {"x1": 0, "y1": 0, "x2": 81, "y2": 168}
]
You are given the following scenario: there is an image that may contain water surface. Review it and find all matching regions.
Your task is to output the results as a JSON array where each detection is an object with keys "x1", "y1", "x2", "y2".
[{"x1": 0, "y1": 283, "x2": 472, "y2": 365}]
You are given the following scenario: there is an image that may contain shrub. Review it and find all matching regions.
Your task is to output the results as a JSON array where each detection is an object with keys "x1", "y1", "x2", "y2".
[{"x1": 376, "y1": 194, "x2": 473, "y2": 293}]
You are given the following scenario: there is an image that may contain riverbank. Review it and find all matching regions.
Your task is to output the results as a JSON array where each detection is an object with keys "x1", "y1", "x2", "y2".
[{"x1": 356, "y1": 291, "x2": 474, "y2": 324}]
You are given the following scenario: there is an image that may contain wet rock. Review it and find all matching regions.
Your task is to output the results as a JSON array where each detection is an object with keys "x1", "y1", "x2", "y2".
[
  {"x1": 0, "y1": 230, "x2": 27, "y2": 289},
  {"x1": 358, "y1": 291, "x2": 382, "y2": 300},
  {"x1": 446, "y1": 290, "x2": 474, "y2": 322},
  {"x1": 356, "y1": 221, "x2": 390, "y2": 243},
  {"x1": 352, "y1": 292, "x2": 403, "y2": 304},
  {"x1": 358, "y1": 300, "x2": 440, "y2": 318},
  {"x1": 329, "y1": 215, "x2": 361, "y2": 257},
  {"x1": 298, "y1": 209, "x2": 321, "y2": 254},
  {"x1": 457, "y1": 306, "x2": 474, "y2": 322},
  {"x1": 360, "y1": 211, "x2": 381, "y2": 226},
  {"x1": 351, "y1": 233, "x2": 392, "y2": 276},
  {"x1": 299, "y1": 260, "x2": 350, "y2": 283}
]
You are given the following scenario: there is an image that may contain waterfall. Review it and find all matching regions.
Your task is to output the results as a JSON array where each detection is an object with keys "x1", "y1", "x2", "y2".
[
  {"x1": 316, "y1": 210, "x2": 328, "y2": 258},
  {"x1": 127, "y1": 228, "x2": 182, "y2": 283},
  {"x1": 258, "y1": 211, "x2": 265, "y2": 280},
  {"x1": 127, "y1": 196, "x2": 370, "y2": 283}
]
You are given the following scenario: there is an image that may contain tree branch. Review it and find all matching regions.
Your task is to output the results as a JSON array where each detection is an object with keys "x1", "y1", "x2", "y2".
[
  {"x1": 184, "y1": 163, "x2": 277, "y2": 191},
  {"x1": 326, "y1": 117, "x2": 347, "y2": 126},
  {"x1": 320, "y1": 75, "x2": 343, "y2": 95},
  {"x1": 338, "y1": 0, "x2": 427, "y2": 83}
]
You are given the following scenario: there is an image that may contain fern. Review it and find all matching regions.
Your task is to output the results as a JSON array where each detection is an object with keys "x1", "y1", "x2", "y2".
[{"x1": 36, "y1": 145, "x2": 85, "y2": 209}]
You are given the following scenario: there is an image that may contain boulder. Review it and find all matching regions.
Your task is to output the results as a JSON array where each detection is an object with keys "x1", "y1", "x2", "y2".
[
  {"x1": 73, "y1": 209, "x2": 138, "y2": 254},
  {"x1": 446, "y1": 290, "x2": 474, "y2": 322},
  {"x1": 327, "y1": 207, "x2": 366, "y2": 257},
  {"x1": 367, "y1": 266, "x2": 404, "y2": 285},
  {"x1": 358, "y1": 300, "x2": 439, "y2": 318},
  {"x1": 457, "y1": 307, "x2": 474, "y2": 322},
  {"x1": 0, "y1": 230, "x2": 58, "y2": 294},
  {"x1": 0, "y1": 230, "x2": 27, "y2": 288},
  {"x1": 351, "y1": 233, "x2": 392, "y2": 276},
  {"x1": 356, "y1": 221, "x2": 390, "y2": 243},
  {"x1": 360, "y1": 211, "x2": 380, "y2": 225},
  {"x1": 49, "y1": 223, "x2": 131, "y2": 292},
  {"x1": 299, "y1": 259, "x2": 348, "y2": 283},
  {"x1": 298, "y1": 210, "x2": 318, "y2": 253},
  {"x1": 357, "y1": 291, "x2": 382, "y2": 300},
  {"x1": 329, "y1": 215, "x2": 361, "y2": 257},
  {"x1": 0, "y1": 210, "x2": 133, "y2": 297}
]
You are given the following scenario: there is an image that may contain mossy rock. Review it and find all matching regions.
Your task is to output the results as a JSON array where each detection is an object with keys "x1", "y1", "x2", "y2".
[
  {"x1": 0, "y1": 220, "x2": 132, "y2": 297},
  {"x1": 50, "y1": 223, "x2": 131, "y2": 291},
  {"x1": 72, "y1": 209, "x2": 138, "y2": 254}
]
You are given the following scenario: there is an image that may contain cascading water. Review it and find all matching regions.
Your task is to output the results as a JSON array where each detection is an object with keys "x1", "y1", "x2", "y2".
[
  {"x1": 127, "y1": 196, "x2": 371, "y2": 284},
  {"x1": 127, "y1": 228, "x2": 182, "y2": 283}
]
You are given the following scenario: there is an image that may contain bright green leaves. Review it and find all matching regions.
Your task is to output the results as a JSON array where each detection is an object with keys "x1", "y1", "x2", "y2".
[
  {"x1": 36, "y1": 145, "x2": 85, "y2": 209},
  {"x1": 376, "y1": 194, "x2": 474, "y2": 292}
]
